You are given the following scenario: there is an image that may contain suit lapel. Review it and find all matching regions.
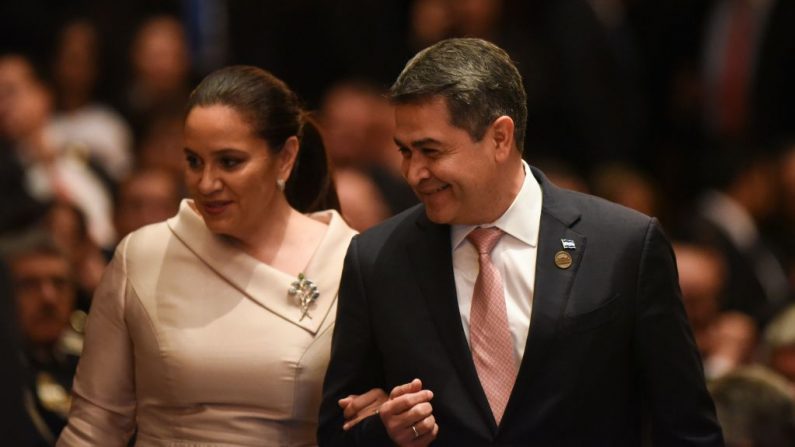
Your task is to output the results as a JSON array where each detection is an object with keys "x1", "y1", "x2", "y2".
[
  {"x1": 404, "y1": 170, "x2": 586, "y2": 433},
  {"x1": 406, "y1": 212, "x2": 497, "y2": 432},
  {"x1": 503, "y1": 170, "x2": 585, "y2": 424}
]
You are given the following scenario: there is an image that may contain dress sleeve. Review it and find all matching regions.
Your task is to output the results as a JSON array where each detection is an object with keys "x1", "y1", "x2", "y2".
[{"x1": 57, "y1": 236, "x2": 136, "y2": 446}]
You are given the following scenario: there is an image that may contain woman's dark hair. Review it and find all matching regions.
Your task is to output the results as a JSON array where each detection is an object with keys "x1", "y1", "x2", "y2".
[{"x1": 185, "y1": 65, "x2": 339, "y2": 213}]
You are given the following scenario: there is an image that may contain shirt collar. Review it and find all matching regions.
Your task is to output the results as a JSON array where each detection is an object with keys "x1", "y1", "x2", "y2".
[{"x1": 451, "y1": 160, "x2": 542, "y2": 250}]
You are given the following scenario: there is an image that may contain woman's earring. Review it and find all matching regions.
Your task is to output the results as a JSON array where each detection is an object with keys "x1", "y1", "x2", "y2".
[{"x1": 276, "y1": 179, "x2": 286, "y2": 191}]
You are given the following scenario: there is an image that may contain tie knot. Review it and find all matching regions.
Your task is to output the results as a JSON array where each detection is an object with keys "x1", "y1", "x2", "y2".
[{"x1": 467, "y1": 227, "x2": 504, "y2": 255}]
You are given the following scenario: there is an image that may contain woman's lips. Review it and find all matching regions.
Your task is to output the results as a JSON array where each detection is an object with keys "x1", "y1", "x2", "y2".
[{"x1": 201, "y1": 200, "x2": 232, "y2": 215}]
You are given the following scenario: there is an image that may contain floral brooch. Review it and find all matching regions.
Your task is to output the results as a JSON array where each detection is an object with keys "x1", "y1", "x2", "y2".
[{"x1": 288, "y1": 273, "x2": 319, "y2": 321}]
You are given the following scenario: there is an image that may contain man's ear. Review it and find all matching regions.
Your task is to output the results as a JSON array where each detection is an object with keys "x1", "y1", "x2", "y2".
[{"x1": 490, "y1": 116, "x2": 515, "y2": 162}]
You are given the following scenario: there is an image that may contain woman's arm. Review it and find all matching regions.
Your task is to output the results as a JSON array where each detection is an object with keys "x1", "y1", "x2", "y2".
[{"x1": 57, "y1": 237, "x2": 137, "y2": 446}]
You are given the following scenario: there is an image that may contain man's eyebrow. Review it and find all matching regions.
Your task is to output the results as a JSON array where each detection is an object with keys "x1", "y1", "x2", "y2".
[{"x1": 394, "y1": 137, "x2": 441, "y2": 148}]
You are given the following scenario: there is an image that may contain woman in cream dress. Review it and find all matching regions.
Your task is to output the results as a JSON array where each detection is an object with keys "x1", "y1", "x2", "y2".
[{"x1": 58, "y1": 66, "x2": 383, "y2": 446}]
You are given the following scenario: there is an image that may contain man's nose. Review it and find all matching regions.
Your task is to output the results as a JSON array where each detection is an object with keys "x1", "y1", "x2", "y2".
[{"x1": 403, "y1": 155, "x2": 430, "y2": 185}]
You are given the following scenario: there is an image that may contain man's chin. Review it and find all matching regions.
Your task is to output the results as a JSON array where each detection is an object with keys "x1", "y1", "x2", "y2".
[{"x1": 424, "y1": 206, "x2": 453, "y2": 225}]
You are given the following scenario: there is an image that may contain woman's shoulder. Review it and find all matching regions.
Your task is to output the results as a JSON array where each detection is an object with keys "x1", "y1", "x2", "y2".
[
  {"x1": 308, "y1": 208, "x2": 357, "y2": 240},
  {"x1": 113, "y1": 220, "x2": 175, "y2": 266}
]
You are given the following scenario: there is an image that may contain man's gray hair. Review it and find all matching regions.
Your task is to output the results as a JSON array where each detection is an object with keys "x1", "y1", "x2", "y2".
[{"x1": 389, "y1": 38, "x2": 528, "y2": 153}]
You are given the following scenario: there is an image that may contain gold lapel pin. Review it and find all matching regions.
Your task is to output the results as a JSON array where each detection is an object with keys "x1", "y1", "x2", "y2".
[{"x1": 554, "y1": 250, "x2": 573, "y2": 269}]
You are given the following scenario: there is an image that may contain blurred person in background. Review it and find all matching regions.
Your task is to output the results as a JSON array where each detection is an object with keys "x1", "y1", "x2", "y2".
[
  {"x1": 700, "y1": 0, "x2": 795, "y2": 146},
  {"x1": 590, "y1": 162, "x2": 663, "y2": 221},
  {"x1": 762, "y1": 305, "x2": 795, "y2": 388},
  {"x1": 0, "y1": 137, "x2": 48, "y2": 235},
  {"x1": 333, "y1": 169, "x2": 392, "y2": 232},
  {"x1": 709, "y1": 365, "x2": 795, "y2": 447},
  {"x1": 0, "y1": 53, "x2": 116, "y2": 249},
  {"x1": 320, "y1": 80, "x2": 398, "y2": 170},
  {"x1": 49, "y1": 18, "x2": 133, "y2": 183},
  {"x1": 767, "y1": 143, "x2": 795, "y2": 294},
  {"x1": 113, "y1": 167, "x2": 183, "y2": 242},
  {"x1": 2, "y1": 230, "x2": 83, "y2": 446},
  {"x1": 689, "y1": 145, "x2": 791, "y2": 328},
  {"x1": 408, "y1": 0, "x2": 453, "y2": 51},
  {"x1": 674, "y1": 241, "x2": 758, "y2": 379},
  {"x1": 135, "y1": 110, "x2": 186, "y2": 176},
  {"x1": 320, "y1": 80, "x2": 416, "y2": 231},
  {"x1": 527, "y1": 157, "x2": 590, "y2": 193},
  {"x1": 121, "y1": 14, "x2": 192, "y2": 144},
  {"x1": 0, "y1": 260, "x2": 36, "y2": 445},
  {"x1": 43, "y1": 201, "x2": 106, "y2": 312}
]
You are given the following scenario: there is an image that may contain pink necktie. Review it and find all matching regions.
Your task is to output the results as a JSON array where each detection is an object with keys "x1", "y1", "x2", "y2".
[{"x1": 467, "y1": 227, "x2": 517, "y2": 425}]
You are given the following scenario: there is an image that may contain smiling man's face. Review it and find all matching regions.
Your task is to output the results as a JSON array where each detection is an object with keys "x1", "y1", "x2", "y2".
[{"x1": 395, "y1": 97, "x2": 505, "y2": 225}]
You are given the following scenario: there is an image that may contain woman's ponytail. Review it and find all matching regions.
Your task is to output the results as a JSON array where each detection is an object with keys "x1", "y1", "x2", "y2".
[{"x1": 285, "y1": 112, "x2": 340, "y2": 213}]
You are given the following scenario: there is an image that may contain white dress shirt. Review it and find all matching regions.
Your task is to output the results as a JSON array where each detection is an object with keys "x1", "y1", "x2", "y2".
[{"x1": 451, "y1": 161, "x2": 542, "y2": 365}]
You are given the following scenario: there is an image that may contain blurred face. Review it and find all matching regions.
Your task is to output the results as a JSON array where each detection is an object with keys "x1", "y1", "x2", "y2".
[
  {"x1": 115, "y1": 170, "x2": 181, "y2": 238},
  {"x1": 183, "y1": 105, "x2": 293, "y2": 240},
  {"x1": 451, "y1": 0, "x2": 503, "y2": 37},
  {"x1": 132, "y1": 18, "x2": 189, "y2": 93},
  {"x1": 675, "y1": 245, "x2": 724, "y2": 329},
  {"x1": 395, "y1": 97, "x2": 501, "y2": 224},
  {"x1": 411, "y1": 0, "x2": 453, "y2": 46},
  {"x1": 54, "y1": 21, "x2": 98, "y2": 97},
  {"x1": 0, "y1": 56, "x2": 52, "y2": 139},
  {"x1": 11, "y1": 253, "x2": 75, "y2": 346},
  {"x1": 322, "y1": 86, "x2": 393, "y2": 165},
  {"x1": 138, "y1": 115, "x2": 185, "y2": 173},
  {"x1": 46, "y1": 202, "x2": 84, "y2": 257}
]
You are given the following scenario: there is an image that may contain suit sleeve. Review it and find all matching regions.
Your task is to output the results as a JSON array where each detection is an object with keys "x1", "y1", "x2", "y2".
[
  {"x1": 318, "y1": 236, "x2": 391, "y2": 446},
  {"x1": 634, "y1": 219, "x2": 724, "y2": 446},
  {"x1": 57, "y1": 237, "x2": 136, "y2": 446}
]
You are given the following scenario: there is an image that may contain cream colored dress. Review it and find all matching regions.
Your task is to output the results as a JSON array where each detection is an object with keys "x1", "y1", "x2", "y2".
[{"x1": 57, "y1": 200, "x2": 356, "y2": 446}]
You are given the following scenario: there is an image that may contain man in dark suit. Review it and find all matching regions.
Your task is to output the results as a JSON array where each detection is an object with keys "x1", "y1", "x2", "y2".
[{"x1": 318, "y1": 38, "x2": 723, "y2": 446}]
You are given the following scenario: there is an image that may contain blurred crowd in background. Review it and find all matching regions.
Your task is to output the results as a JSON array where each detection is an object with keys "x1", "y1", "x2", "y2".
[{"x1": 1, "y1": 0, "x2": 795, "y2": 445}]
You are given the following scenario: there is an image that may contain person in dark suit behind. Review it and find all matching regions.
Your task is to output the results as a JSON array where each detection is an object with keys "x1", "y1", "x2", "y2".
[
  {"x1": 319, "y1": 38, "x2": 723, "y2": 446},
  {"x1": 0, "y1": 260, "x2": 36, "y2": 446}
]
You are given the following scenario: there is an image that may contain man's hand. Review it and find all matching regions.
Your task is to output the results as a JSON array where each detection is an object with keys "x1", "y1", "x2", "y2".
[
  {"x1": 379, "y1": 378, "x2": 439, "y2": 446},
  {"x1": 339, "y1": 388, "x2": 388, "y2": 431}
]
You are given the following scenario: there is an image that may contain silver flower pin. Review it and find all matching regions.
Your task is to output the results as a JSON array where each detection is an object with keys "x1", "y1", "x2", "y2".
[{"x1": 288, "y1": 273, "x2": 319, "y2": 321}]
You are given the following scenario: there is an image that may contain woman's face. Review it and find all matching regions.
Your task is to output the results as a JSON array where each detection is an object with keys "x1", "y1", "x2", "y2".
[{"x1": 183, "y1": 104, "x2": 293, "y2": 240}]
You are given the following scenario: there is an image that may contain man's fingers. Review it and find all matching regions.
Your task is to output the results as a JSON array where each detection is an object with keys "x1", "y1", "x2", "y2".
[
  {"x1": 413, "y1": 414, "x2": 436, "y2": 437},
  {"x1": 383, "y1": 389, "x2": 433, "y2": 416},
  {"x1": 404, "y1": 402, "x2": 433, "y2": 424},
  {"x1": 382, "y1": 398, "x2": 434, "y2": 442},
  {"x1": 409, "y1": 418, "x2": 439, "y2": 447},
  {"x1": 424, "y1": 422, "x2": 440, "y2": 444}
]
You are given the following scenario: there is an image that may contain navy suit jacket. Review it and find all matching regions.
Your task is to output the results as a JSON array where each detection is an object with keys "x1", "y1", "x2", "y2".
[{"x1": 319, "y1": 168, "x2": 723, "y2": 446}]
